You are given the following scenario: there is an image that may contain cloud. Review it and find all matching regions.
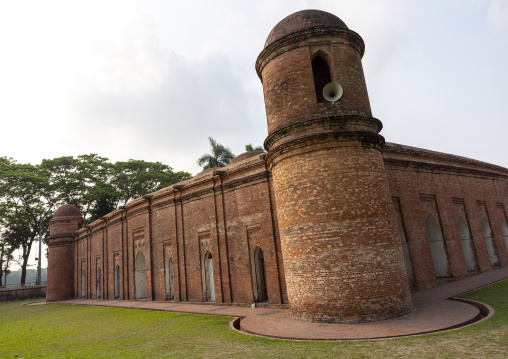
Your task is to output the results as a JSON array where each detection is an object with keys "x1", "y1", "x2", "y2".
[{"x1": 67, "y1": 9, "x2": 266, "y2": 174}]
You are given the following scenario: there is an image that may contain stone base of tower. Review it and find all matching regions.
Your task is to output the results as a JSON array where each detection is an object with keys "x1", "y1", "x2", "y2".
[{"x1": 289, "y1": 293, "x2": 413, "y2": 324}]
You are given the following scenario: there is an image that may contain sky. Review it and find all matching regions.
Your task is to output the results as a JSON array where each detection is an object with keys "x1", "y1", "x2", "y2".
[{"x1": 1, "y1": 0, "x2": 508, "y2": 272}]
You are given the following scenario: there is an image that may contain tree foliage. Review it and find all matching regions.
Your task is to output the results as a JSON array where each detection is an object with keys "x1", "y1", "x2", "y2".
[
  {"x1": 0, "y1": 158, "x2": 53, "y2": 285},
  {"x1": 197, "y1": 137, "x2": 235, "y2": 170},
  {"x1": 0, "y1": 154, "x2": 192, "y2": 284},
  {"x1": 112, "y1": 159, "x2": 191, "y2": 206},
  {"x1": 245, "y1": 143, "x2": 264, "y2": 152}
]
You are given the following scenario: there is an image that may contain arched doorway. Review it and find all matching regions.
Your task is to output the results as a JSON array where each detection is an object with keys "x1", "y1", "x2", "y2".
[
  {"x1": 457, "y1": 216, "x2": 478, "y2": 271},
  {"x1": 397, "y1": 223, "x2": 415, "y2": 287},
  {"x1": 425, "y1": 213, "x2": 451, "y2": 278},
  {"x1": 202, "y1": 251, "x2": 215, "y2": 302},
  {"x1": 165, "y1": 257, "x2": 174, "y2": 301},
  {"x1": 135, "y1": 251, "x2": 147, "y2": 299},
  {"x1": 114, "y1": 265, "x2": 120, "y2": 299},
  {"x1": 482, "y1": 218, "x2": 499, "y2": 266},
  {"x1": 96, "y1": 268, "x2": 101, "y2": 298},
  {"x1": 81, "y1": 269, "x2": 86, "y2": 298},
  {"x1": 252, "y1": 246, "x2": 268, "y2": 302},
  {"x1": 500, "y1": 217, "x2": 508, "y2": 251}
]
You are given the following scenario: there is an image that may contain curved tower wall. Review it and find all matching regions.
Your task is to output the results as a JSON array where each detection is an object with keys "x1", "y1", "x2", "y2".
[
  {"x1": 256, "y1": 11, "x2": 413, "y2": 323},
  {"x1": 46, "y1": 208, "x2": 84, "y2": 302}
]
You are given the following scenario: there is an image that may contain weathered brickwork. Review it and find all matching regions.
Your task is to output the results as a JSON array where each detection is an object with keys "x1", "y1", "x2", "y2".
[
  {"x1": 46, "y1": 10, "x2": 508, "y2": 324},
  {"x1": 383, "y1": 143, "x2": 508, "y2": 290}
]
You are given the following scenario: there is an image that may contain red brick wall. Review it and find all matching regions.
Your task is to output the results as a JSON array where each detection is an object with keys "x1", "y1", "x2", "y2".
[
  {"x1": 47, "y1": 144, "x2": 508, "y2": 321},
  {"x1": 384, "y1": 143, "x2": 508, "y2": 290}
]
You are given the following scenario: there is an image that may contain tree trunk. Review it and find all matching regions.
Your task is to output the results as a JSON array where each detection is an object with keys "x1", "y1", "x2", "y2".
[{"x1": 20, "y1": 245, "x2": 30, "y2": 286}]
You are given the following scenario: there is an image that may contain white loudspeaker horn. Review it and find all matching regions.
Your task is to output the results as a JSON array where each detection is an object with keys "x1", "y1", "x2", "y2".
[{"x1": 322, "y1": 82, "x2": 343, "y2": 102}]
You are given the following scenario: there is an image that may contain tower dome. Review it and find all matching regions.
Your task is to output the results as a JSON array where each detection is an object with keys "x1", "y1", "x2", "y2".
[
  {"x1": 53, "y1": 204, "x2": 82, "y2": 218},
  {"x1": 264, "y1": 9, "x2": 348, "y2": 48}
]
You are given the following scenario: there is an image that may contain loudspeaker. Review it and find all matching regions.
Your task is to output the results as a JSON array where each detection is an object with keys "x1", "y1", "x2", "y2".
[{"x1": 322, "y1": 82, "x2": 343, "y2": 102}]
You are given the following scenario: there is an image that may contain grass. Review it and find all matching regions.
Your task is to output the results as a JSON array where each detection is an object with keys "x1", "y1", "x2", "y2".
[{"x1": 1, "y1": 280, "x2": 507, "y2": 359}]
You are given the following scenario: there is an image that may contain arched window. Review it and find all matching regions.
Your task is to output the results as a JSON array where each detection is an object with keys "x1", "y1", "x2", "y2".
[
  {"x1": 397, "y1": 222, "x2": 415, "y2": 287},
  {"x1": 114, "y1": 265, "x2": 121, "y2": 299},
  {"x1": 252, "y1": 246, "x2": 268, "y2": 302},
  {"x1": 312, "y1": 55, "x2": 331, "y2": 103},
  {"x1": 165, "y1": 257, "x2": 174, "y2": 301},
  {"x1": 81, "y1": 269, "x2": 86, "y2": 299},
  {"x1": 425, "y1": 213, "x2": 451, "y2": 278},
  {"x1": 482, "y1": 218, "x2": 499, "y2": 266},
  {"x1": 202, "y1": 251, "x2": 215, "y2": 302},
  {"x1": 500, "y1": 217, "x2": 508, "y2": 251},
  {"x1": 135, "y1": 251, "x2": 147, "y2": 299},
  {"x1": 96, "y1": 268, "x2": 101, "y2": 298},
  {"x1": 457, "y1": 216, "x2": 478, "y2": 271}
]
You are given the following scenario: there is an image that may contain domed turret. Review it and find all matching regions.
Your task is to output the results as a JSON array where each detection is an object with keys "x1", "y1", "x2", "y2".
[
  {"x1": 257, "y1": 10, "x2": 412, "y2": 323},
  {"x1": 47, "y1": 204, "x2": 84, "y2": 302}
]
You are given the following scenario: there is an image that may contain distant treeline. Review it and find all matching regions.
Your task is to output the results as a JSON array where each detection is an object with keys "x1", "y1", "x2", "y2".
[{"x1": 2, "y1": 268, "x2": 47, "y2": 286}]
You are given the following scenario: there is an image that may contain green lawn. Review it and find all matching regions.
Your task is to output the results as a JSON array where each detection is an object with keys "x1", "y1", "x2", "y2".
[{"x1": 1, "y1": 280, "x2": 507, "y2": 359}]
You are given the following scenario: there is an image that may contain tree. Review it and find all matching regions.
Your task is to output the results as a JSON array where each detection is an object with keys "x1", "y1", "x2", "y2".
[
  {"x1": 40, "y1": 154, "x2": 113, "y2": 220},
  {"x1": 245, "y1": 143, "x2": 264, "y2": 152},
  {"x1": 0, "y1": 231, "x2": 14, "y2": 286},
  {"x1": 111, "y1": 159, "x2": 192, "y2": 206},
  {"x1": 0, "y1": 158, "x2": 53, "y2": 285},
  {"x1": 197, "y1": 137, "x2": 235, "y2": 170}
]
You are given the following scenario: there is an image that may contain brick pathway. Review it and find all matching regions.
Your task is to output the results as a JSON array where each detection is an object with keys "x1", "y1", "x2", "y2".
[{"x1": 56, "y1": 267, "x2": 508, "y2": 340}]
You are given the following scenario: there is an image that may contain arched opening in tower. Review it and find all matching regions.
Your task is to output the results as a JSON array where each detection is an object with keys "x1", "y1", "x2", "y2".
[{"x1": 312, "y1": 56, "x2": 331, "y2": 103}]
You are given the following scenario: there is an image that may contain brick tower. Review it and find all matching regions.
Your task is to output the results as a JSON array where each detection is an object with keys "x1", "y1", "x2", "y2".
[
  {"x1": 256, "y1": 10, "x2": 413, "y2": 323},
  {"x1": 46, "y1": 204, "x2": 84, "y2": 302}
]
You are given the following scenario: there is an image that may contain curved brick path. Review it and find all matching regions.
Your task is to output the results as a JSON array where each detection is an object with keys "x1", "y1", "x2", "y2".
[{"x1": 56, "y1": 267, "x2": 508, "y2": 340}]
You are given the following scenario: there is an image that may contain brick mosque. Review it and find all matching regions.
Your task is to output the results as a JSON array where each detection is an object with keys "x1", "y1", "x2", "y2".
[{"x1": 46, "y1": 10, "x2": 508, "y2": 323}]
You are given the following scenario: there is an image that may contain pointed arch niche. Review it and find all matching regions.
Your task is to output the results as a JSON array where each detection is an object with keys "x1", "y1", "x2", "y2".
[
  {"x1": 457, "y1": 216, "x2": 478, "y2": 272},
  {"x1": 425, "y1": 213, "x2": 451, "y2": 278},
  {"x1": 135, "y1": 250, "x2": 147, "y2": 299},
  {"x1": 201, "y1": 251, "x2": 215, "y2": 302},
  {"x1": 500, "y1": 217, "x2": 508, "y2": 251},
  {"x1": 397, "y1": 222, "x2": 415, "y2": 287},
  {"x1": 114, "y1": 264, "x2": 121, "y2": 299},
  {"x1": 165, "y1": 256, "x2": 175, "y2": 301},
  {"x1": 81, "y1": 269, "x2": 86, "y2": 298},
  {"x1": 96, "y1": 268, "x2": 101, "y2": 298},
  {"x1": 251, "y1": 246, "x2": 268, "y2": 302},
  {"x1": 481, "y1": 218, "x2": 499, "y2": 266}
]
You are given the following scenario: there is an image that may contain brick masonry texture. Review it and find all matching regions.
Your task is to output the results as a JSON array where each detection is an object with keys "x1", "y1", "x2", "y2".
[{"x1": 47, "y1": 10, "x2": 508, "y2": 324}]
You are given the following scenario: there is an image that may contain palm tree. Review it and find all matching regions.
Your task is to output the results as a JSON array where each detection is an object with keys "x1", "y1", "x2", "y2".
[
  {"x1": 197, "y1": 137, "x2": 235, "y2": 170},
  {"x1": 245, "y1": 144, "x2": 264, "y2": 152}
]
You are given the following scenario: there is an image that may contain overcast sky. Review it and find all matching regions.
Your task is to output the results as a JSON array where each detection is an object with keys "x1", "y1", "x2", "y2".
[{"x1": 1, "y1": 0, "x2": 507, "y2": 271}]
